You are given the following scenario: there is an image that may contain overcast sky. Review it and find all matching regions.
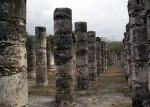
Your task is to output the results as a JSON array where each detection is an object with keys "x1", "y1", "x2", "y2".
[{"x1": 27, "y1": 0, "x2": 129, "y2": 41}]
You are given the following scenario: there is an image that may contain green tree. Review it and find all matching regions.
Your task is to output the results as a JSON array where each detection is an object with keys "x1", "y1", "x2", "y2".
[
  {"x1": 107, "y1": 41, "x2": 121, "y2": 55},
  {"x1": 25, "y1": 31, "x2": 31, "y2": 38},
  {"x1": 47, "y1": 34, "x2": 54, "y2": 53}
]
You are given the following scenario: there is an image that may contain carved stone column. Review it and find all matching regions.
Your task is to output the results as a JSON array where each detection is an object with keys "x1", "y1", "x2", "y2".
[
  {"x1": 54, "y1": 8, "x2": 74, "y2": 106},
  {"x1": 101, "y1": 41, "x2": 106, "y2": 72},
  {"x1": 128, "y1": 0, "x2": 149, "y2": 106},
  {"x1": 96, "y1": 37, "x2": 102, "y2": 75},
  {"x1": 0, "y1": 0, "x2": 28, "y2": 106},
  {"x1": 27, "y1": 36, "x2": 36, "y2": 78},
  {"x1": 47, "y1": 41, "x2": 51, "y2": 74},
  {"x1": 35, "y1": 26, "x2": 48, "y2": 86},
  {"x1": 87, "y1": 31, "x2": 97, "y2": 81},
  {"x1": 75, "y1": 22, "x2": 89, "y2": 89}
]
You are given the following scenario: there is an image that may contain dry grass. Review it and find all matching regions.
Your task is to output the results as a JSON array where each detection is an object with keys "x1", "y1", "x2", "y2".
[
  {"x1": 28, "y1": 69, "x2": 56, "y2": 96},
  {"x1": 28, "y1": 83, "x2": 56, "y2": 96},
  {"x1": 111, "y1": 102, "x2": 132, "y2": 107}
]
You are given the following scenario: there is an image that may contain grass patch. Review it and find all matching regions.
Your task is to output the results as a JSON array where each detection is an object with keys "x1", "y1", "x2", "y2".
[
  {"x1": 28, "y1": 84, "x2": 56, "y2": 96},
  {"x1": 113, "y1": 77, "x2": 126, "y2": 83},
  {"x1": 115, "y1": 85, "x2": 131, "y2": 97},
  {"x1": 48, "y1": 71, "x2": 55, "y2": 79},
  {"x1": 106, "y1": 67, "x2": 124, "y2": 72},
  {"x1": 111, "y1": 102, "x2": 132, "y2": 107}
]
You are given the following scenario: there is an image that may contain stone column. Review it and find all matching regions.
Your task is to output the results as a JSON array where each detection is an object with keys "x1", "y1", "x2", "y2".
[
  {"x1": 145, "y1": 1, "x2": 150, "y2": 103},
  {"x1": 128, "y1": 0, "x2": 149, "y2": 106},
  {"x1": 47, "y1": 41, "x2": 51, "y2": 74},
  {"x1": 125, "y1": 23, "x2": 132, "y2": 90},
  {"x1": 27, "y1": 36, "x2": 36, "y2": 78},
  {"x1": 105, "y1": 45, "x2": 108, "y2": 69},
  {"x1": 0, "y1": 0, "x2": 28, "y2": 107},
  {"x1": 35, "y1": 26, "x2": 48, "y2": 86},
  {"x1": 87, "y1": 31, "x2": 97, "y2": 81},
  {"x1": 96, "y1": 37, "x2": 102, "y2": 75},
  {"x1": 53, "y1": 8, "x2": 74, "y2": 106},
  {"x1": 101, "y1": 41, "x2": 106, "y2": 72},
  {"x1": 107, "y1": 48, "x2": 112, "y2": 67},
  {"x1": 75, "y1": 22, "x2": 89, "y2": 89}
]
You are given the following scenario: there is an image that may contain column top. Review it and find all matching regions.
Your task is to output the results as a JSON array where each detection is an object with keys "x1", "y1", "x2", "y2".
[
  {"x1": 87, "y1": 31, "x2": 96, "y2": 37},
  {"x1": 35, "y1": 26, "x2": 46, "y2": 31},
  {"x1": 54, "y1": 7, "x2": 72, "y2": 20},
  {"x1": 75, "y1": 22, "x2": 87, "y2": 32}
]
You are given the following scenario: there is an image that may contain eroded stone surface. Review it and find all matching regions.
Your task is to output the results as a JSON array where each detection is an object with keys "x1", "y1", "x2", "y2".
[
  {"x1": 54, "y1": 8, "x2": 74, "y2": 106},
  {"x1": 0, "y1": 0, "x2": 28, "y2": 106},
  {"x1": 122, "y1": 1, "x2": 150, "y2": 106},
  {"x1": 27, "y1": 36, "x2": 36, "y2": 78},
  {"x1": 35, "y1": 26, "x2": 48, "y2": 86},
  {"x1": 87, "y1": 31, "x2": 97, "y2": 81},
  {"x1": 75, "y1": 22, "x2": 89, "y2": 89}
]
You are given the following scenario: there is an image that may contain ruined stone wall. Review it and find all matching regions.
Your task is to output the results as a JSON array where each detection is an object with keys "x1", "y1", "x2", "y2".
[
  {"x1": 27, "y1": 36, "x2": 36, "y2": 78},
  {"x1": 87, "y1": 31, "x2": 97, "y2": 81},
  {"x1": 53, "y1": 8, "x2": 74, "y2": 106},
  {"x1": 0, "y1": 0, "x2": 28, "y2": 106},
  {"x1": 75, "y1": 22, "x2": 89, "y2": 89},
  {"x1": 35, "y1": 26, "x2": 48, "y2": 86}
]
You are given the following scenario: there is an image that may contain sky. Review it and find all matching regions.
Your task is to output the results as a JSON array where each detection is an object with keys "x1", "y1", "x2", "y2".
[{"x1": 27, "y1": 0, "x2": 129, "y2": 41}]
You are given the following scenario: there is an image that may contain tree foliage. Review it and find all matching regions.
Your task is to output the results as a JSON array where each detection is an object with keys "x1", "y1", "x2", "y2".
[
  {"x1": 47, "y1": 34, "x2": 54, "y2": 53},
  {"x1": 107, "y1": 41, "x2": 121, "y2": 55},
  {"x1": 25, "y1": 31, "x2": 31, "y2": 38}
]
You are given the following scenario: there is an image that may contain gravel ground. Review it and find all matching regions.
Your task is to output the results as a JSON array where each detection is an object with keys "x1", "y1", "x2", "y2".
[{"x1": 28, "y1": 60, "x2": 132, "y2": 107}]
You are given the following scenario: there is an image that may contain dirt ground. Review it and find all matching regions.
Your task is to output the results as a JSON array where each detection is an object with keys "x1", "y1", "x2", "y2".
[{"x1": 28, "y1": 60, "x2": 132, "y2": 107}]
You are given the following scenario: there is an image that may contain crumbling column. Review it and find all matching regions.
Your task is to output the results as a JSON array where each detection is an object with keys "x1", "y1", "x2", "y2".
[
  {"x1": 121, "y1": 41, "x2": 126, "y2": 68},
  {"x1": 47, "y1": 41, "x2": 51, "y2": 74},
  {"x1": 125, "y1": 23, "x2": 132, "y2": 90},
  {"x1": 145, "y1": 1, "x2": 150, "y2": 102},
  {"x1": 96, "y1": 37, "x2": 102, "y2": 75},
  {"x1": 35, "y1": 26, "x2": 48, "y2": 86},
  {"x1": 0, "y1": 0, "x2": 28, "y2": 107},
  {"x1": 87, "y1": 31, "x2": 97, "y2": 81},
  {"x1": 128, "y1": 0, "x2": 149, "y2": 106},
  {"x1": 101, "y1": 41, "x2": 106, "y2": 72},
  {"x1": 27, "y1": 36, "x2": 36, "y2": 78},
  {"x1": 75, "y1": 22, "x2": 89, "y2": 89},
  {"x1": 53, "y1": 8, "x2": 74, "y2": 106},
  {"x1": 107, "y1": 48, "x2": 112, "y2": 67},
  {"x1": 105, "y1": 45, "x2": 108, "y2": 69}
]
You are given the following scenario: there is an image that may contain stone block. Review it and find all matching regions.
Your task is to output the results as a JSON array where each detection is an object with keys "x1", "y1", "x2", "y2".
[{"x1": 131, "y1": 44, "x2": 149, "y2": 62}]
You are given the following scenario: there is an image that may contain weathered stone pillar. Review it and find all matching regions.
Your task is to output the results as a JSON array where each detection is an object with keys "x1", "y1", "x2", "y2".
[
  {"x1": 96, "y1": 37, "x2": 102, "y2": 75},
  {"x1": 47, "y1": 41, "x2": 51, "y2": 74},
  {"x1": 101, "y1": 41, "x2": 106, "y2": 72},
  {"x1": 105, "y1": 45, "x2": 108, "y2": 69},
  {"x1": 27, "y1": 36, "x2": 36, "y2": 78},
  {"x1": 0, "y1": 0, "x2": 28, "y2": 106},
  {"x1": 128, "y1": 0, "x2": 149, "y2": 106},
  {"x1": 35, "y1": 26, "x2": 48, "y2": 86},
  {"x1": 145, "y1": 1, "x2": 150, "y2": 104},
  {"x1": 125, "y1": 23, "x2": 132, "y2": 90},
  {"x1": 54, "y1": 8, "x2": 74, "y2": 106},
  {"x1": 75, "y1": 22, "x2": 89, "y2": 89},
  {"x1": 107, "y1": 48, "x2": 112, "y2": 67},
  {"x1": 87, "y1": 31, "x2": 97, "y2": 81}
]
